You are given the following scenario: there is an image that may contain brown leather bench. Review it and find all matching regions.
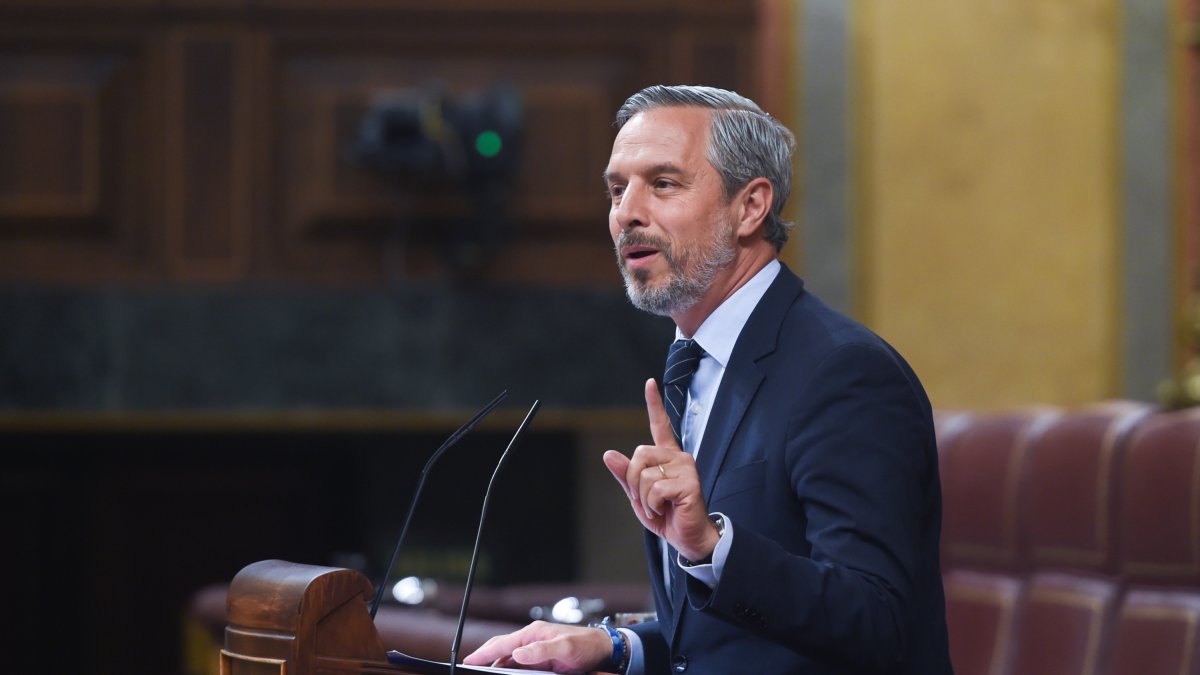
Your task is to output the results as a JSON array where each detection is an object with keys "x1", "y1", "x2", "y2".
[{"x1": 938, "y1": 403, "x2": 1200, "y2": 675}]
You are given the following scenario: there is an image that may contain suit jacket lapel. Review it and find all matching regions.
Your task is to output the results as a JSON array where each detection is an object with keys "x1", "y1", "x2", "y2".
[
  {"x1": 695, "y1": 265, "x2": 804, "y2": 500},
  {"x1": 696, "y1": 366, "x2": 761, "y2": 501}
]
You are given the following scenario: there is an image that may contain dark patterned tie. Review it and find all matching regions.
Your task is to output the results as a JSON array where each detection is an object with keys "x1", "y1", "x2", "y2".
[
  {"x1": 661, "y1": 338, "x2": 705, "y2": 606},
  {"x1": 662, "y1": 338, "x2": 705, "y2": 448}
]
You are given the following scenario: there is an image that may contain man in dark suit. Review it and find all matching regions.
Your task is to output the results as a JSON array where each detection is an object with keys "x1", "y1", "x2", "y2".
[{"x1": 464, "y1": 85, "x2": 953, "y2": 674}]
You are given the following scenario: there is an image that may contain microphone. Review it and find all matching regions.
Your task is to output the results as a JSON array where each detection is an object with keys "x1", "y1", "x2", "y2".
[
  {"x1": 449, "y1": 399, "x2": 541, "y2": 675},
  {"x1": 369, "y1": 390, "x2": 509, "y2": 620}
]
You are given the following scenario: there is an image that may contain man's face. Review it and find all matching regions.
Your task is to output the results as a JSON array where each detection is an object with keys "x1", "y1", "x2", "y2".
[{"x1": 604, "y1": 106, "x2": 738, "y2": 317}]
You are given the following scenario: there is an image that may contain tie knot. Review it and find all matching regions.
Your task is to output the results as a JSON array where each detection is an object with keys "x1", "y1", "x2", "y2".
[{"x1": 664, "y1": 339, "x2": 705, "y2": 386}]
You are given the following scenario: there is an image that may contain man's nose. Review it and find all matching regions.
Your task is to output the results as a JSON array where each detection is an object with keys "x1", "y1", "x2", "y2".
[{"x1": 614, "y1": 185, "x2": 648, "y2": 230}]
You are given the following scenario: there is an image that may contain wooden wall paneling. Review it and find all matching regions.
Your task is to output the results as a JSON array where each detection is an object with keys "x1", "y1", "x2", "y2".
[
  {"x1": 0, "y1": 0, "x2": 156, "y2": 8},
  {"x1": 164, "y1": 27, "x2": 254, "y2": 281},
  {"x1": 0, "y1": 2, "x2": 760, "y2": 287},
  {"x1": 164, "y1": 0, "x2": 246, "y2": 9},
  {"x1": 484, "y1": 81, "x2": 625, "y2": 286},
  {"x1": 0, "y1": 77, "x2": 100, "y2": 219},
  {"x1": 513, "y1": 83, "x2": 617, "y2": 225},
  {"x1": 0, "y1": 33, "x2": 159, "y2": 282},
  {"x1": 263, "y1": 28, "x2": 665, "y2": 285},
  {"x1": 669, "y1": 28, "x2": 757, "y2": 102}
]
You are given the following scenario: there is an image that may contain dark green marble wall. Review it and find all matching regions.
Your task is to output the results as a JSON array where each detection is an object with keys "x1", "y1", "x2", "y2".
[{"x1": 0, "y1": 285, "x2": 673, "y2": 410}]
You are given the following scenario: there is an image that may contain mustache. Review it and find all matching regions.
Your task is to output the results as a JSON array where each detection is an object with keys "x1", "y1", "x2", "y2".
[{"x1": 615, "y1": 231, "x2": 673, "y2": 259}]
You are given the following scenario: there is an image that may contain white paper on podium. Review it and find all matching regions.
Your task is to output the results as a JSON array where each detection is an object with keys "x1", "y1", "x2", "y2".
[{"x1": 387, "y1": 650, "x2": 558, "y2": 674}]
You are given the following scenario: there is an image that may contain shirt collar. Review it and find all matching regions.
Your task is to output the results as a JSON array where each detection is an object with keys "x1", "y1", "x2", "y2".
[{"x1": 677, "y1": 259, "x2": 781, "y2": 369}]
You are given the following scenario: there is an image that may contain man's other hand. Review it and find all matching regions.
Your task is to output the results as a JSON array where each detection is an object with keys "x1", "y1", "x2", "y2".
[{"x1": 461, "y1": 620, "x2": 612, "y2": 674}]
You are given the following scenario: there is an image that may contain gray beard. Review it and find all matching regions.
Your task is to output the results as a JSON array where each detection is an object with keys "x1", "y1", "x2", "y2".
[
  {"x1": 622, "y1": 264, "x2": 706, "y2": 317},
  {"x1": 617, "y1": 229, "x2": 736, "y2": 317}
]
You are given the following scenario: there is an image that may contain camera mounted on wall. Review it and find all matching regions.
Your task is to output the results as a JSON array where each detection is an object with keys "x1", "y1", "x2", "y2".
[{"x1": 348, "y1": 82, "x2": 524, "y2": 274}]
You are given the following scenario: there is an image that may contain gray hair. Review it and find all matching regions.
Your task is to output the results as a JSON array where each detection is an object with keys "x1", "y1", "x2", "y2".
[{"x1": 615, "y1": 85, "x2": 796, "y2": 251}]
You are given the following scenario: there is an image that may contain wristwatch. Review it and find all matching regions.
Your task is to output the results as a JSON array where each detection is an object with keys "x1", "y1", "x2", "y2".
[{"x1": 681, "y1": 513, "x2": 725, "y2": 566}]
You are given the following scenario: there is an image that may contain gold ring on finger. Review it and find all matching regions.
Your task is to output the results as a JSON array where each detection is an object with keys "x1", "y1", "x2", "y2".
[{"x1": 658, "y1": 464, "x2": 668, "y2": 479}]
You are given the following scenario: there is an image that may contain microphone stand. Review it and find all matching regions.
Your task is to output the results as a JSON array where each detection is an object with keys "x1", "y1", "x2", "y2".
[
  {"x1": 369, "y1": 390, "x2": 509, "y2": 620},
  {"x1": 449, "y1": 399, "x2": 541, "y2": 675}
]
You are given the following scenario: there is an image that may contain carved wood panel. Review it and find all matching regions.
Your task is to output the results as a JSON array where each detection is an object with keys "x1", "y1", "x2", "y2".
[
  {"x1": 0, "y1": 33, "x2": 159, "y2": 282},
  {"x1": 164, "y1": 28, "x2": 255, "y2": 282}
]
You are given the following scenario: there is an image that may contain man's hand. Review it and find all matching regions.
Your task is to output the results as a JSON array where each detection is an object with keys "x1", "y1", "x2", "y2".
[
  {"x1": 461, "y1": 621, "x2": 612, "y2": 673},
  {"x1": 602, "y1": 378, "x2": 720, "y2": 562}
]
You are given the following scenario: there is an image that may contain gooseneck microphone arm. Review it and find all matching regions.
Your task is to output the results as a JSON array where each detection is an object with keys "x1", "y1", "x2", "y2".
[
  {"x1": 368, "y1": 390, "x2": 510, "y2": 620},
  {"x1": 449, "y1": 399, "x2": 541, "y2": 675}
]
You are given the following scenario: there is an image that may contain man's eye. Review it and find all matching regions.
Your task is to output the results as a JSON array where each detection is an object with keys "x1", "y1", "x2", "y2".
[
  {"x1": 654, "y1": 179, "x2": 675, "y2": 189},
  {"x1": 608, "y1": 186, "x2": 625, "y2": 199}
]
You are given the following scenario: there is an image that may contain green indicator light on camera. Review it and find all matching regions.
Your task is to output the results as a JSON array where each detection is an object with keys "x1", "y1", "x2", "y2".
[{"x1": 475, "y1": 130, "x2": 503, "y2": 158}]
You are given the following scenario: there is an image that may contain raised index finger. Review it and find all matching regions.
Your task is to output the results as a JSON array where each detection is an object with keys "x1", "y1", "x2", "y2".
[{"x1": 644, "y1": 377, "x2": 678, "y2": 449}]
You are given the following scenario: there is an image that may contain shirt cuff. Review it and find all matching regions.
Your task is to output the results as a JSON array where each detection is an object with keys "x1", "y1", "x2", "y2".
[
  {"x1": 619, "y1": 627, "x2": 644, "y2": 675},
  {"x1": 676, "y1": 512, "x2": 733, "y2": 589}
]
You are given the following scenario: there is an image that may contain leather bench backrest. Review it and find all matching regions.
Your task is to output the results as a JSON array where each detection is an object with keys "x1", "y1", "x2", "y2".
[
  {"x1": 1106, "y1": 410, "x2": 1200, "y2": 675},
  {"x1": 939, "y1": 410, "x2": 1055, "y2": 675}
]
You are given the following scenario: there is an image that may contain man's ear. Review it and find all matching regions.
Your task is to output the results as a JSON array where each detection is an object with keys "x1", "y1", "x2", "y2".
[{"x1": 734, "y1": 177, "x2": 774, "y2": 239}]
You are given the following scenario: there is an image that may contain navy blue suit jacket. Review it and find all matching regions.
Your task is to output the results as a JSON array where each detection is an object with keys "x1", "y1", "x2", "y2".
[{"x1": 629, "y1": 266, "x2": 953, "y2": 674}]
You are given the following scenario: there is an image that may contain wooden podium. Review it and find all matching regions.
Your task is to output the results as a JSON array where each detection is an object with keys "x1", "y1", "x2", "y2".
[{"x1": 222, "y1": 559, "x2": 422, "y2": 675}]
